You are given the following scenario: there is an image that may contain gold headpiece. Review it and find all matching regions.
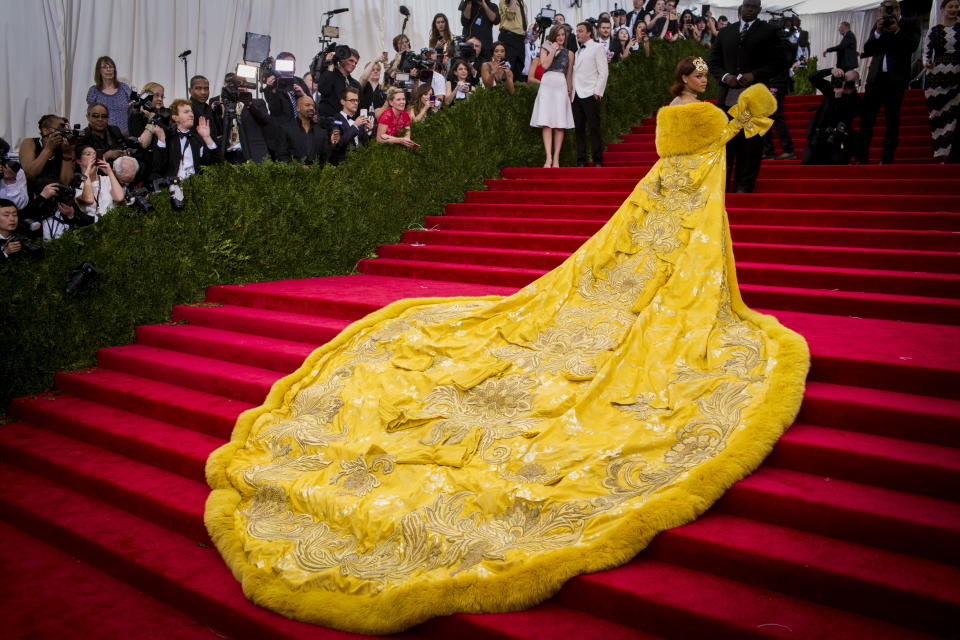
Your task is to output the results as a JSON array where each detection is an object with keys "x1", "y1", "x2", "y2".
[{"x1": 692, "y1": 57, "x2": 709, "y2": 72}]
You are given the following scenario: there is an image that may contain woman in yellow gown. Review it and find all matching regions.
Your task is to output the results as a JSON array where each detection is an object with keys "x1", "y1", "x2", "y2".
[{"x1": 205, "y1": 57, "x2": 809, "y2": 634}]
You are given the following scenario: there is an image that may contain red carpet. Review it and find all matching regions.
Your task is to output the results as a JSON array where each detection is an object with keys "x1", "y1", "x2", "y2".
[{"x1": 2, "y1": 89, "x2": 958, "y2": 639}]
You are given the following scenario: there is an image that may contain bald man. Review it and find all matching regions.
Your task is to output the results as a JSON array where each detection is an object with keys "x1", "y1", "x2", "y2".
[{"x1": 276, "y1": 96, "x2": 341, "y2": 165}]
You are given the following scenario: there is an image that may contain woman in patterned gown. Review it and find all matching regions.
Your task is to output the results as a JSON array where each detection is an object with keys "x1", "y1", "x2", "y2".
[
  {"x1": 204, "y1": 58, "x2": 809, "y2": 634},
  {"x1": 924, "y1": 0, "x2": 960, "y2": 161}
]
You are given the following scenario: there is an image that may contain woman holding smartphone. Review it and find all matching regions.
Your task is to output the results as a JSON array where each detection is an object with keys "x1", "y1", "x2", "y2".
[
  {"x1": 481, "y1": 42, "x2": 517, "y2": 95},
  {"x1": 408, "y1": 85, "x2": 440, "y2": 122},
  {"x1": 445, "y1": 59, "x2": 475, "y2": 105},
  {"x1": 529, "y1": 25, "x2": 575, "y2": 167},
  {"x1": 74, "y1": 144, "x2": 124, "y2": 221}
]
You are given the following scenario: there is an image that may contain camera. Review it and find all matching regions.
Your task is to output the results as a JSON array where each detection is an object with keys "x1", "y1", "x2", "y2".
[
  {"x1": 129, "y1": 90, "x2": 173, "y2": 128},
  {"x1": 0, "y1": 156, "x2": 21, "y2": 174},
  {"x1": 452, "y1": 36, "x2": 476, "y2": 60},
  {"x1": 55, "y1": 123, "x2": 82, "y2": 146},
  {"x1": 308, "y1": 43, "x2": 353, "y2": 84},
  {"x1": 880, "y1": 2, "x2": 898, "y2": 29},
  {"x1": 0, "y1": 233, "x2": 43, "y2": 258},
  {"x1": 64, "y1": 261, "x2": 100, "y2": 296}
]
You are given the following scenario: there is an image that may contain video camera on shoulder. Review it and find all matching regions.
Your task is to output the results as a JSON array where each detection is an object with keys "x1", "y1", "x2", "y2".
[{"x1": 536, "y1": 7, "x2": 556, "y2": 31}]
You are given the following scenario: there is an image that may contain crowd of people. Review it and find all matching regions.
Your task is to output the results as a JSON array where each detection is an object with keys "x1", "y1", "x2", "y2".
[{"x1": 2, "y1": 0, "x2": 958, "y2": 264}]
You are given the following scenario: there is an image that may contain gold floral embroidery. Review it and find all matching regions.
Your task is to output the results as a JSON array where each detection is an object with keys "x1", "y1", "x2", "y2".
[
  {"x1": 331, "y1": 453, "x2": 397, "y2": 496},
  {"x1": 255, "y1": 367, "x2": 352, "y2": 454},
  {"x1": 491, "y1": 322, "x2": 616, "y2": 378},
  {"x1": 500, "y1": 462, "x2": 562, "y2": 485},
  {"x1": 615, "y1": 392, "x2": 669, "y2": 421},
  {"x1": 577, "y1": 253, "x2": 659, "y2": 312},
  {"x1": 420, "y1": 374, "x2": 539, "y2": 463},
  {"x1": 242, "y1": 454, "x2": 332, "y2": 489}
]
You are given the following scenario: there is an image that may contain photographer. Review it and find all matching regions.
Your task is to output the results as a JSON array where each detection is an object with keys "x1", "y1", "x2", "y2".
[
  {"x1": 481, "y1": 42, "x2": 516, "y2": 93},
  {"x1": 264, "y1": 53, "x2": 311, "y2": 122},
  {"x1": 75, "y1": 144, "x2": 124, "y2": 220},
  {"x1": 112, "y1": 156, "x2": 141, "y2": 189},
  {"x1": 803, "y1": 67, "x2": 862, "y2": 164},
  {"x1": 24, "y1": 182, "x2": 94, "y2": 241},
  {"x1": 388, "y1": 34, "x2": 412, "y2": 83},
  {"x1": 316, "y1": 47, "x2": 361, "y2": 119},
  {"x1": 0, "y1": 199, "x2": 42, "y2": 262},
  {"x1": 151, "y1": 99, "x2": 221, "y2": 179},
  {"x1": 359, "y1": 58, "x2": 389, "y2": 114},
  {"x1": 0, "y1": 139, "x2": 28, "y2": 210},
  {"x1": 498, "y1": 1, "x2": 528, "y2": 74},
  {"x1": 127, "y1": 82, "x2": 166, "y2": 137},
  {"x1": 460, "y1": 0, "x2": 501, "y2": 60},
  {"x1": 19, "y1": 115, "x2": 78, "y2": 197},
  {"x1": 329, "y1": 88, "x2": 374, "y2": 166},
  {"x1": 276, "y1": 95, "x2": 341, "y2": 165},
  {"x1": 211, "y1": 72, "x2": 271, "y2": 164},
  {"x1": 859, "y1": 0, "x2": 921, "y2": 164},
  {"x1": 79, "y1": 103, "x2": 128, "y2": 162}
]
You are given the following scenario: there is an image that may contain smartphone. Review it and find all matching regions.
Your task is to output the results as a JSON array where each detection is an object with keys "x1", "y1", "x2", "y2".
[
  {"x1": 360, "y1": 108, "x2": 368, "y2": 117},
  {"x1": 702, "y1": 4, "x2": 710, "y2": 15}
]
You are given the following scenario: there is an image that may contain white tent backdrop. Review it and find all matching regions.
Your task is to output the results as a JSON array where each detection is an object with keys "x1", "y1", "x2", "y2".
[{"x1": 0, "y1": 1, "x2": 928, "y2": 145}]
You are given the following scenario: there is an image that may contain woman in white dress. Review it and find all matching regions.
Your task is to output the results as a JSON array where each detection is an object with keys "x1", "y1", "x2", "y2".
[{"x1": 530, "y1": 25, "x2": 575, "y2": 167}]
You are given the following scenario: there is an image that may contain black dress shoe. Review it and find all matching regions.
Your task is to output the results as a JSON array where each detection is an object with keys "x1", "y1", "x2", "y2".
[
  {"x1": 734, "y1": 188, "x2": 751, "y2": 193},
  {"x1": 593, "y1": 162, "x2": 603, "y2": 167},
  {"x1": 775, "y1": 151, "x2": 797, "y2": 160},
  {"x1": 762, "y1": 152, "x2": 776, "y2": 160},
  {"x1": 576, "y1": 161, "x2": 587, "y2": 167}
]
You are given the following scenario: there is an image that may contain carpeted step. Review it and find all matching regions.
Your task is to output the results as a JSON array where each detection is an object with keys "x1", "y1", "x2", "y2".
[
  {"x1": 648, "y1": 513, "x2": 960, "y2": 637},
  {"x1": 373, "y1": 244, "x2": 960, "y2": 298},
  {"x1": 556, "y1": 558, "x2": 936, "y2": 640},
  {"x1": 358, "y1": 257, "x2": 960, "y2": 324},
  {"x1": 444, "y1": 202, "x2": 960, "y2": 231},
  {"x1": 172, "y1": 303, "x2": 349, "y2": 346},
  {"x1": 771, "y1": 423, "x2": 960, "y2": 500},
  {"x1": 606, "y1": 140, "x2": 935, "y2": 155},
  {"x1": 0, "y1": 464, "x2": 406, "y2": 640},
  {"x1": 484, "y1": 177, "x2": 951, "y2": 196},
  {"x1": 605, "y1": 156, "x2": 939, "y2": 166},
  {"x1": 0, "y1": 420, "x2": 209, "y2": 540},
  {"x1": 0, "y1": 521, "x2": 219, "y2": 640},
  {"x1": 502, "y1": 163, "x2": 957, "y2": 180},
  {"x1": 204, "y1": 275, "x2": 514, "y2": 319},
  {"x1": 7, "y1": 394, "x2": 217, "y2": 484},
  {"x1": 465, "y1": 190, "x2": 960, "y2": 212},
  {"x1": 619, "y1": 125, "x2": 934, "y2": 140},
  {"x1": 799, "y1": 381, "x2": 960, "y2": 448},
  {"x1": 136, "y1": 324, "x2": 315, "y2": 373},
  {"x1": 717, "y1": 467, "x2": 960, "y2": 564},
  {"x1": 412, "y1": 223, "x2": 960, "y2": 259},
  {"x1": 97, "y1": 344, "x2": 280, "y2": 405},
  {"x1": 54, "y1": 368, "x2": 251, "y2": 439}
]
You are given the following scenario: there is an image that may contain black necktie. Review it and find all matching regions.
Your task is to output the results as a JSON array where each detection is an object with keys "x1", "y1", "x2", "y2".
[{"x1": 740, "y1": 21, "x2": 752, "y2": 42}]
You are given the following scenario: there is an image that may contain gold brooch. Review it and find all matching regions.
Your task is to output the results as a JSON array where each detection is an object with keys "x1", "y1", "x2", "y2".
[{"x1": 692, "y1": 57, "x2": 709, "y2": 72}]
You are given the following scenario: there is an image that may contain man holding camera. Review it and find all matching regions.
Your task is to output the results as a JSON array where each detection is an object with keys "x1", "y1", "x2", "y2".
[
  {"x1": 18, "y1": 115, "x2": 78, "y2": 198},
  {"x1": 461, "y1": 0, "x2": 501, "y2": 61},
  {"x1": 264, "y1": 53, "x2": 312, "y2": 121},
  {"x1": 316, "y1": 47, "x2": 361, "y2": 118},
  {"x1": 498, "y1": 1, "x2": 528, "y2": 74},
  {"x1": 329, "y1": 88, "x2": 374, "y2": 166},
  {"x1": 151, "y1": 99, "x2": 221, "y2": 180},
  {"x1": 22, "y1": 182, "x2": 94, "y2": 241},
  {"x1": 276, "y1": 95, "x2": 341, "y2": 165},
  {"x1": 211, "y1": 72, "x2": 271, "y2": 164},
  {"x1": 803, "y1": 67, "x2": 862, "y2": 164},
  {"x1": 1, "y1": 155, "x2": 28, "y2": 211},
  {"x1": 0, "y1": 199, "x2": 41, "y2": 262},
  {"x1": 79, "y1": 103, "x2": 128, "y2": 163},
  {"x1": 859, "y1": 0, "x2": 921, "y2": 164}
]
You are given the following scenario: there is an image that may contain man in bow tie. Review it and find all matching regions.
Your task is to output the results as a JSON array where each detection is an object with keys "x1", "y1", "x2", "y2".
[
  {"x1": 709, "y1": 0, "x2": 789, "y2": 192},
  {"x1": 572, "y1": 21, "x2": 609, "y2": 167},
  {"x1": 151, "y1": 99, "x2": 222, "y2": 180}
]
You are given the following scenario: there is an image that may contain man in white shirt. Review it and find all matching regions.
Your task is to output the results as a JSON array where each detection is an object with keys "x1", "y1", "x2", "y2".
[
  {"x1": 572, "y1": 22, "x2": 609, "y2": 167},
  {"x1": 151, "y1": 99, "x2": 220, "y2": 180},
  {"x1": 329, "y1": 88, "x2": 375, "y2": 166}
]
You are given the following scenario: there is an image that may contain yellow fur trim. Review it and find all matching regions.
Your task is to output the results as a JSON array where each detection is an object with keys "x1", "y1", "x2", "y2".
[{"x1": 655, "y1": 102, "x2": 728, "y2": 157}]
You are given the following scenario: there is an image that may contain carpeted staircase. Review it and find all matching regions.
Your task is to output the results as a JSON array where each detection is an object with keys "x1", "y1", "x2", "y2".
[{"x1": 2, "y1": 89, "x2": 958, "y2": 639}]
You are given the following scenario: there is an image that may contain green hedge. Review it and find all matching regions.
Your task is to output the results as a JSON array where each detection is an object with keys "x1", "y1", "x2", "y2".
[{"x1": 0, "y1": 39, "x2": 711, "y2": 406}]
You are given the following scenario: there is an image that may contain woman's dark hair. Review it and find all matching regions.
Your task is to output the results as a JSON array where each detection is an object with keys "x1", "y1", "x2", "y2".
[
  {"x1": 409, "y1": 84, "x2": 433, "y2": 116},
  {"x1": 491, "y1": 41, "x2": 506, "y2": 57},
  {"x1": 447, "y1": 58, "x2": 470, "y2": 82},
  {"x1": 430, "y1": 13, "x2": 453, "y2": 48},
  {"x1": 670, "y1": 56, "x2": 697, "y2": 97},
  {"x1": 392, "y1": 34, "x2": 410, "y2": 52},
  {"x1": 94, "y1": 56, "x2": 118, "y2": 90},
  {"x1": 679, "y1": 9, "x2": 694, "y2": 25},
  {"x1": 941, "y1": 0, "x2": 955, "y2": 9}
]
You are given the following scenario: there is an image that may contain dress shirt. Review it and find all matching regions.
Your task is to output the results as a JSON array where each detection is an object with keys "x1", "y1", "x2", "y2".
[{"x1": 0, "y1": 169, "x2": 29, "y2": 210}]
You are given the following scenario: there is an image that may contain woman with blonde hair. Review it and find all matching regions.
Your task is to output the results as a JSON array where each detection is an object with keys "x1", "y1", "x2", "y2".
[
  {"x1": 529, "y1": 24, "x2": 575, "y2": 167},
  {"x1": 86, "y1": 56, "x2": 131, "y2": 131},
  {"x1": 377, "y1": 87, "x2": 419, "y2": 149}
]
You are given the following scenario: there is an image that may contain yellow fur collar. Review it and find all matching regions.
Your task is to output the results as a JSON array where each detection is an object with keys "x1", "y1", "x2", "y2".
[{"x1": 655, "y1": 102, "x2": 728, "y2": 157}]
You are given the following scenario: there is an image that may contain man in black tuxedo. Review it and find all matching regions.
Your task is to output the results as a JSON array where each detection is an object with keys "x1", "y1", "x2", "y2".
[
  {"x1": 858, "y1": 0, "x2": 921, "y2": 164},
  {"x1": 276, "y1": 96, "x2": 340, "y2": 165},
  {"x1": 824, "y1": 21, "x2": 859, "y2": 71},
  {"x1": 709, "y1": 0, "x2": 788, "y2": 192},
  {"x1": 328, "y1": 88, "x2": 374, "y2": 166},
  {"x1": 189, "y1": 75, "x2": 222, "y2": 141},
  {"x1": 211, "y1": 74, "x2": 271, "y2": 164},
  {"x1": 151, "y1": 99, "x2": 222, "y2": 180}
]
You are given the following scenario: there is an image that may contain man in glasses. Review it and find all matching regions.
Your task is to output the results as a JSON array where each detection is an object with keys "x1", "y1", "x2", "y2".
[
  {"x1": 329, "y1": 87, "x2": 374, "y2": 166},
  {"x1": 79, "y1": 103, "x2": 127, "y2": 163}
]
